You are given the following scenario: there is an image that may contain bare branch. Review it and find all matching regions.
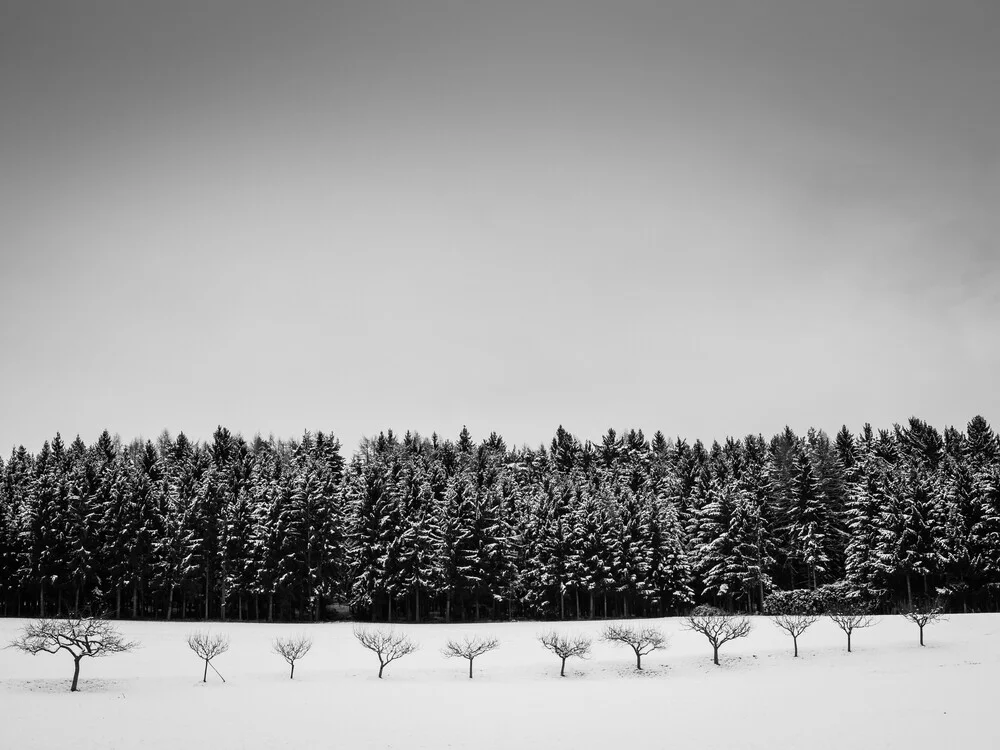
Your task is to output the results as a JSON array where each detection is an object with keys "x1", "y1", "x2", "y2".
[
  {"x1": 187, "y1": 631, "x2": 230, "y2": 682},
  {"x1": 826, "y1": 604, "x2": 878, "y2": 652},
  {"x1": 187, "y1": 631, "x2": 231, "y2": 661},
  {"x1": 684, "y1": 605, "x2": 752, "y2": 665},
  {"x1": 8, "y1": 617, "x2": 139, "y2": 692},
  {"x1": 273, "y1": 634, "x2": 314, "y2": 679},
  {"x1": 601, "y1": 623, "x2": 668, "y2": 670},
  {"x1": 353, "y1": 627, "x2": 418, "y2": 678},
  {"x1": 538, "y1": 631, "x2": 592, "y2": 677},
  {"x1": 902, "y1": 600, "x2": 946, "y2": 646},
  {"x1": 770, "y1": 613, "x2": 820, "y2": 657},
  {"x1": 442, "y1": 635, "x2": 501, "y2": 678}
]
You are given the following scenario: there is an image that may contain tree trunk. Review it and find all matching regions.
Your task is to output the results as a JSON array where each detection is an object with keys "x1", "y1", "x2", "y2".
[
  {"x1": 115, "y1": 586, "x2": 121, "y2": 619},
  {"x1": 71, "y1": 657, "x2": 82, "y2": 692},
  {"x1": 167, "y1": 587, "x2": 174, "y2": 621},
  {"x1": 290, "y1": 662, "x2": 295, "y2": 679},
  {"x1": 203, "y1": 658, "x2": 209, "y2": 683},
  {"x1": 906, "y1": 574, "x2": 913, "y2": 610},
  {"x1": 793, "y1": 635, "x2": 799, "y2": 657},
  {"x1": 268, "y1": 593, "x2": 274, "y2": 623},
  {"x1": 847, "y1": 631, "x2": 853, "y2": 653},
  {"x1": 919, "y1": 625, "x2": 925, "y2": 646},
  {"x1": 415, "y1": 586, "x2": 420, "y2": 624},
  {"x1": 204, "y1": 574, "x2": 210, "y2": 621},
  {"x1": 446, "y1": 594, "x2": 451, "y2": 623},
  {"x1": 575, "y1": 589, "x2": 580, "y2": 620},
  {"x1": 560, "y1": 657, "x2": 567, "y2": 677},
  {"x1": 74, "y1": 586, "x2": 80, "y2": 614},
  {"x1": 132, "y1": 584, "x2": 138, "y2": 619},
  {"x1": 468, "y1": 659, "x2": 474, "y2": 679},
  {"x1": 636, "y1": 651, "x2": 642, "y2": 670},
  {"x1": 378, "y1": 662, "x2": 385, "y2": 679},
  {"x1": 713, "y1": 645, "x2": 719, "y2": 666},
  {"x1": 39, "y1": 580, "x2": 45, "y2": 618}
]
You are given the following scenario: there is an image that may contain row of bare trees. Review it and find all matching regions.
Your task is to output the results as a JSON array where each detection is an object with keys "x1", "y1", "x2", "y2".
[{"x1": 7, "y1": 605, "x2": 947, "y2": 691}]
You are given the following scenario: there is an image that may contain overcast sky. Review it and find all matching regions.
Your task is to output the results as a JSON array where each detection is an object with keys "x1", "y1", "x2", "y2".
[{"x1": 1, "y1": 0, "x2": 998, "y2": 454}]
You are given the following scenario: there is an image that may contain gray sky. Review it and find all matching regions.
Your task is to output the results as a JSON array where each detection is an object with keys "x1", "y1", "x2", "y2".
[{"x1": 1, "y1": 0, "x2": 998, "y2": 454}]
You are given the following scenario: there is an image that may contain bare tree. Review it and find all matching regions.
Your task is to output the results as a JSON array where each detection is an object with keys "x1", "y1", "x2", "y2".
[
  {"x1": 684, "y1": 605, "x2": 752, "y2": 666},
  {"x1": 442, "y1": 634, "x2": 500, "y2": 679},
  {"x1": 601, "y1": 623, "x2": 668, "y2": 670},
  {"x1": 902, "y1": 602, "x2": 946, "y2": 646},
  {"x1": 770, "y1": 613, "x2": 820, "y2": 657},
  {"x1": 353, "y1": 627, "x2": 418, "y2": 679},
  {"x1": 272, "y1": 634, "x2": 314, "y2": 679},
  {"x1": 538, "y1": 631, "x2": 592, "y2": 677},
  {"x1": 8, "y1": 617, "x2": 139, "y2": 692},
  {"x1": 827, "y1": 607, "x2": 878, "y2": 652},
  {"x1": 187, "y1": 631, "x2": 231, "y2": 683}
]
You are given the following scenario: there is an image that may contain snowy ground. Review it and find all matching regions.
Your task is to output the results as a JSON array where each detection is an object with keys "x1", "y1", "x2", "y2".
[{"x1": 1, "y1": 614, "x2": 997, "y2": 749}]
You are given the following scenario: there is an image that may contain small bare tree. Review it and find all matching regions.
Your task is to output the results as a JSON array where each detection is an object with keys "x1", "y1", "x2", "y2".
[
  {"x1": 273, "y1": 634, "x2": 313, "y2": 679},
  {"x1": 538, "y1": 631, "x2": 592, "y2": 677},
  {"x1": 902, "y1": 601, "x2": 946, "y2": 646},
  {"x1": 601, "y1": 623, "x2": 667, "y2": 670},
  {"x1": 8, "y1": 617, "x2": 139, "y2": 692},
  {"x1": 684, "y1": 605, "x2": 752, "y2": 666},
  {"x1": 442, "y1": 634, "x2": 500, "y2": 679},
  {"x1": 770, "y1": 613, "x2": 820, "y2": 657},
  {"x1": 187, "y1": 631, "x2": 230, "y2": 683},
  {"x1": 827, "y1": 607, "x2": 877, "y2": 652},
  {"x1": 353, "y1": 627, "x2": 418, "y2": 679}
]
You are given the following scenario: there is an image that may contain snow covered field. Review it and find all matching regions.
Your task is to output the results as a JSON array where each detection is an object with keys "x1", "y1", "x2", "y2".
[{"x1": 1, "y1": 614, "x2": 997, "y2": 749}]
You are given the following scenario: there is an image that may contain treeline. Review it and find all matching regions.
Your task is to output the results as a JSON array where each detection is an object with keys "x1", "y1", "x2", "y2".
[{"x1": 1, "y1": 417, "x2": 998, "y2": 622}]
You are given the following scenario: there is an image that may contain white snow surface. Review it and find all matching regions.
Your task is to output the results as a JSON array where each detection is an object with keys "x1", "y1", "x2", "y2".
[{"x1": 1, "y1": 614, "x2": 997, "y2": 749}]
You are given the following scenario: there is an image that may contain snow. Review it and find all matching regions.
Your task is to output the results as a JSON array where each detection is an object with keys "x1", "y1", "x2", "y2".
[{"x1": 1, "y1": 614, "x2": 997, "y2": 749}]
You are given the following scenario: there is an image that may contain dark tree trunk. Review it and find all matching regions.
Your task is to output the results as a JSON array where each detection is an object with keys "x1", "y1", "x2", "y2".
[
  {"x1": 560, "y1": 657, "x2": 567, "y2": 677},
  {"x1": 378, "y1": 662, "x2": 385, "y2": 679},
  {"x1": 468, "y1": 659, "x2": 473, "y2": 679},
  {"x1": 71, "y1": 657, "x2": 82, "y2": 692},
  {"x1": 713, "y1": 644, "x2": 719, "y2": 665},
  {"x1": 919, "y1": 625, "x2": 925, "y2": 646},
  {"x1": 793, "y1": 635, "x2": 799, "y2": 657},
  {"x1": 290, "y1": 662, "x2": 295, "y2": 679},
  {"x1": 847, "y1": 631, "x2": 853, "y2": 653},
  {"x1": 635, "y1": 651, "x2": 642, "y2": 670},
  {"x1": 203, "y1": 658, "x2": 209, "y2": 683}
]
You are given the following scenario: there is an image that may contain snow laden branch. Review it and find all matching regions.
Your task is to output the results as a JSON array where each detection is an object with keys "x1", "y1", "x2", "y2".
[
  {"x1": 442, "y1": 634, "x2": 500, "y2": 678},
  {"x1": 353, "y1": 627, "x2": 418, "y2": 679},
  {"x1": 902, "y1": 600, "x2": 946, "y2": 646},
  {"x1": 601, "y1": 623, "x2": 668, "y2": 670},
  {"x1": 770, "y1": 614, "x2": 820, "y2": 657},
  {"x1": 8, "y1": 617, "x2": 139, "y2": 692},
  {"x1": 186, "y1": 631, "x2": 230, "y2": 682},
  {"x1": 827, "y1": 606, "x2": 878, "y2": 653},
  {"x1": 272, "y1": 634, "x2": 313, "y2": 679},
  {"x1": 538, "y1": 631, "x2": 592, "y2": 677},
  {"x1": 684, "y1": 606, "x2": 752, "y2": 666}
]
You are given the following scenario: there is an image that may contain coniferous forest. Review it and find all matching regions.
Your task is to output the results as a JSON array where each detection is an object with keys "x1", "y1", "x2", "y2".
[{"x1": 1, "y1": 417, "x2": 998, "y2": 623}]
